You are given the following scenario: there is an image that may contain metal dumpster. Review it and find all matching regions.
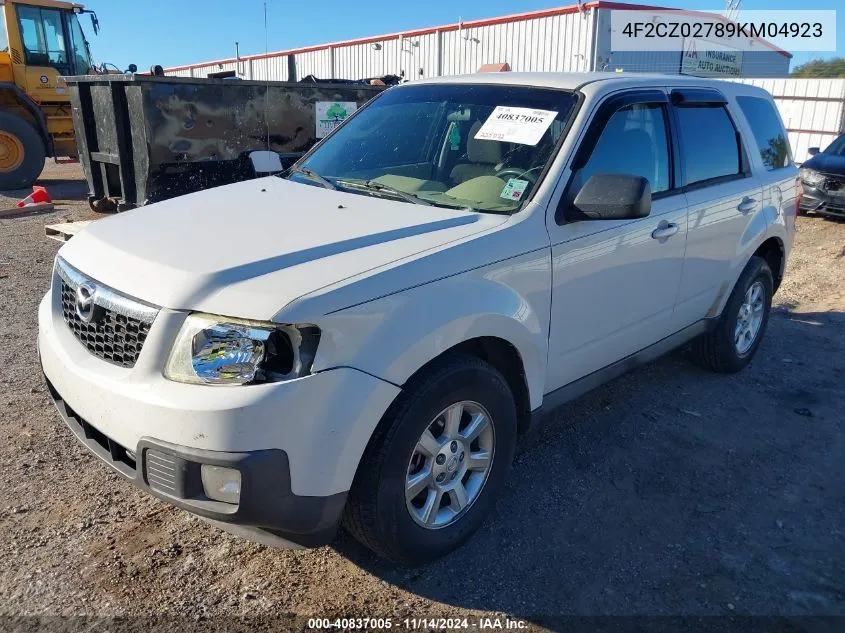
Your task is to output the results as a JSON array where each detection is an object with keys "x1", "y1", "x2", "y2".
[{"x1": 64, "y1": 75, "x2": 385, "y2": 210}]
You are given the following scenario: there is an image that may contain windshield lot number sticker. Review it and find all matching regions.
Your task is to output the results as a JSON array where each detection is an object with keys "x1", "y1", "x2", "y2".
[
  {"x1": 501, "y1": 178, "x2": 529, "y2": 201},
  {"x1": 476, "y1": 106, "x2": 558, "y2": 145}
]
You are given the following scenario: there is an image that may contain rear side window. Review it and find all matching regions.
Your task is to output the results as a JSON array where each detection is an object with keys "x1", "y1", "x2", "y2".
[
  {"x1": 736, "y1": 96, "x2": 791, "y2": 170},
  {"x1": 676, "y1": 105, "x2": 741, "y2": 186}
]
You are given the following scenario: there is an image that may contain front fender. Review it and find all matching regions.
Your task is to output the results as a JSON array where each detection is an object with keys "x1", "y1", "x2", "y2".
[{"x1": 312, "y1": 250, "x2": 551, "y2": 410}]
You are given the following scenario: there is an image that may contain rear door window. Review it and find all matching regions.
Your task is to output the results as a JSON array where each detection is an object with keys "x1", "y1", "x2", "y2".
[
  {"x1": 736, "y1": 96, "x2": 792, "y2": 170},
  {"x1": 675, "y1": 105, "x2": 742, "y2": 186}
]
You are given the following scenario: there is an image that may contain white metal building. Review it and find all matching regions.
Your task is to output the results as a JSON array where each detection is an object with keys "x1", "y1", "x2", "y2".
[{"x1": 164, "y1": 2, "x2": 792, "y2": 81}]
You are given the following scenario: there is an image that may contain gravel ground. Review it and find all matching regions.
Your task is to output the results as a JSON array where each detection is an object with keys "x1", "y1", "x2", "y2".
[{"x1": 0, "y1": 163, "x2": 843, "y2": 630}]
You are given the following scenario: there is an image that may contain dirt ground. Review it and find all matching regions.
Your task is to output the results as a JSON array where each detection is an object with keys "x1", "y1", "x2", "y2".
[{"x1": 0, "y1": 163, "x2": 843, "y2": 630}]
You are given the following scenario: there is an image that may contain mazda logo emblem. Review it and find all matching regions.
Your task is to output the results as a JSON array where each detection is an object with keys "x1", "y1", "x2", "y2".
[{"x1": 75, "y1": 283, "x2": 98, "y2": 323}]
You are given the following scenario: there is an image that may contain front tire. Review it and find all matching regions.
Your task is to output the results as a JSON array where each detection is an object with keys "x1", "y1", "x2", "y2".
[
  {"x1": 690, "y1": 255, "x2": 773, "y2": 373},
  {"x1": 343, "y1": 354, "x2": 517, "y2": 565},
  {"x1": 0, "y1": 111, "x2": 45, "y2": 190}
]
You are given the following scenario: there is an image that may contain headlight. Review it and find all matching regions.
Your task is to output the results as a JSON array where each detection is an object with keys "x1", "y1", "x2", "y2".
[
  {"x1": 799, "y1": 167, "x2": 825, "y2": 188},
  {"x1": 165, "y1": 313, "x2": 320, "y2": 385}
]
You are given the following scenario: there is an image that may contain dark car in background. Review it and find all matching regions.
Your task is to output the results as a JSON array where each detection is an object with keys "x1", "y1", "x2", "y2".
[{"x1": 799, "y1": 134, "x2": 845, "y2": 218}]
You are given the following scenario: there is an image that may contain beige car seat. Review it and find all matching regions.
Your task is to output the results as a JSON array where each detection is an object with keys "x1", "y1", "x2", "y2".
[{"x1": 450, "y1": 121, "x2": 503, "y2": 185}]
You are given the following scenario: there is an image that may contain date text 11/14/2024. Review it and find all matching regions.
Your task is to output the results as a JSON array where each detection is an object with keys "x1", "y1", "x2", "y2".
[{"x1": 307, "y1": 617, "x2": 529, "y2": 629}]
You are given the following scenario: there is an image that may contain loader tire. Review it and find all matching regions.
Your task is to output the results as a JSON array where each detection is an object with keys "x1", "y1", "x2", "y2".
[{"x1": 0, "y1": 111, "x2": 45, "y2": 190}]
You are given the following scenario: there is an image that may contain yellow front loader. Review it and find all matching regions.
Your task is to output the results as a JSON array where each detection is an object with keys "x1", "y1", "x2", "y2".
[{"x1": 0, "y1": 0, "x2": 101, "y2": 189}]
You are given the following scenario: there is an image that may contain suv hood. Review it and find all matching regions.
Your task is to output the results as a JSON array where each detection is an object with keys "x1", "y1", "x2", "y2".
[
  {"x1": 803, "y1": 152, "x2": 845, "y2": 175},
  {"x1": 59, "y1": 177, "x2": 507, "y2": 320}
]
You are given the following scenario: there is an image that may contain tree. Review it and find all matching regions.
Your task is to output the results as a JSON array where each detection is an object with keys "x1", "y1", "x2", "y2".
[
  {"x1": 790, "y1": 57, "x2": 845, "y2": 78},
  {"x1": 760, "y1": 136, "x2": 789, "y2": 170},
  {"x1": 325, "y1": 103, "x2": 348, "y2": 121}
]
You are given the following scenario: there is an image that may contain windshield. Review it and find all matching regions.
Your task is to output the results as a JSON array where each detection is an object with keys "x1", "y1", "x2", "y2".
[
  {"x1": 68, "y1": 13, "x2": 93, "y2": 74},
  {"x1": 822, "y1": 134, "x2": 845, "y2": 157},
  {"x1": 291, "y1": 83, "x2": 578, "y2": 213}
]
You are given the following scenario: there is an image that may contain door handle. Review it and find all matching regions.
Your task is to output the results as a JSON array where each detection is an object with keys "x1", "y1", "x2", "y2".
[
  {"x1": 737, "y1": 197, "x2": 757, "y2": 213},
  {"x1": 651, "y1": 222, "x2": 679, "y2": 240}
]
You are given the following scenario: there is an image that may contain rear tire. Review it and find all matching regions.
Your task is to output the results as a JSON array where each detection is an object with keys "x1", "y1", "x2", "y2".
[
  {"x1": 0, "y1": 111, "x2": 45, "y2": 190},
  {"x1": 343, "y1": 354, "x2": 517, "y2": 565},
  {"x1": 690, "y1": 256, "x2": 773, "y2": 373}
]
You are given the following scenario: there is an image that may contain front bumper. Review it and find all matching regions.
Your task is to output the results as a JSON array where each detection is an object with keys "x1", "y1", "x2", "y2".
[
  {"x1": 38, "y1": 287, "x2": 401, "y2": 547},
  {"x1": 799, "y1": 183, "x2": 845, "y2": 217},
  {"x1": 44, "y1": 375, "x2": 345, "y2": 547}
]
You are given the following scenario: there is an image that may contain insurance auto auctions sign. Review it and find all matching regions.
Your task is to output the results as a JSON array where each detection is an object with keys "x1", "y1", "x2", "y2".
[{"x1": 681, "y1": 38, "x2": 743, "y2": 77}]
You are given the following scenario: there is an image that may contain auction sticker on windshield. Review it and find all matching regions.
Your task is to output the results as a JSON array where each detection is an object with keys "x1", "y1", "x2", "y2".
[{"x1": 475, "y1": 106, "x2": 558, "y2": 145}]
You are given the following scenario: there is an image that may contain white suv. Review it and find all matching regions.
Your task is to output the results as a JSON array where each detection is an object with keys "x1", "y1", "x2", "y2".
[{"x1": 39, "y1": 73, "x2": 797, "y2": 564}]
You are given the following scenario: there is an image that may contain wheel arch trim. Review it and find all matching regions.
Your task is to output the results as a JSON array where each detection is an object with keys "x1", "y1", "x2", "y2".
[
  {"x1": 710, "y1": 228, "x2": 787, "y2": 318},
  {"x1": 313, "y1": 276, "x2": 548, "y2": 412}
]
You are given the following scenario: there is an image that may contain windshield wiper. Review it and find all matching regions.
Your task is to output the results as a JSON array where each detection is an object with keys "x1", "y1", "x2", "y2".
[
  {"x1": 289, "y1": 166, "x2": 336, "y2": 190},
  {"x1": 336, "y1": 179, "x2": 432, "y2": 206}
]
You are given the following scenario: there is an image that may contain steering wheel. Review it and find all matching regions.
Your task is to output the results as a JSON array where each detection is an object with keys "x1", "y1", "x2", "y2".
[{"x1": 495, "y1": 167, "x2": 540, "y2": 184}]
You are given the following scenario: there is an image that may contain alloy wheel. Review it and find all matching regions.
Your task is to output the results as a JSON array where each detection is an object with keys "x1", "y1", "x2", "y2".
[
  {"x1": 735, "y1": 280, "x2": 765, "y2": 355},
  {"x1": 405, "y1": 401, "x2": 495, "y2": 529}
]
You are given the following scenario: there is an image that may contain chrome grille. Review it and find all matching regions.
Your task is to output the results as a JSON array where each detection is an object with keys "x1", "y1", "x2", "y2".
[{"x1": 55, "y1": 258, "x2": 159, "y2": 368}]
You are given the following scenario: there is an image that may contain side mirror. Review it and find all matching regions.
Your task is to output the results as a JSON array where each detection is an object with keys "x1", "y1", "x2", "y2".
[
  {"x1": 127, "y1": 63, "x2": 138, "y2": 73},
  {"x1": 808, "y1": 147, "x2": 820, "y2": 156},
  {"x1": 249, "y1": 150, "x2": 283, "y2": 174},
  {"x1": 569, "y1": 173, "x2": 651, "y2": 221}
]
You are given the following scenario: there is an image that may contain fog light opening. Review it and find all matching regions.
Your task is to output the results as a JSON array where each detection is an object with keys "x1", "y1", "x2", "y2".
[{"x1": 200, "y1": 465, "x2": 242, "y2": 505}]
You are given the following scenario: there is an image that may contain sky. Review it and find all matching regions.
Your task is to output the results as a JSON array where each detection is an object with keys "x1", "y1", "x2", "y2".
[{"x1": 80, "y1": 0, "x2": 842, "y2": 73}]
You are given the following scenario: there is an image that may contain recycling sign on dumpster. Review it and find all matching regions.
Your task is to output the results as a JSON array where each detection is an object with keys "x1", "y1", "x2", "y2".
[{"x1": 316, "y1": 101, "x2": 358, "y2": 138}]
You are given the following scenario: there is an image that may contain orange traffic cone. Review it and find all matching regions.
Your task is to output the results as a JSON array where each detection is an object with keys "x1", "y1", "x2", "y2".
[{"x1": 17, "y1": 185, "x2": 52, "y2": 208}]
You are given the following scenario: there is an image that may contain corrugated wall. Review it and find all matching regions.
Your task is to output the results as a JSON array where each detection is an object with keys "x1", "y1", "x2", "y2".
[
  {"x1": 330, "y1": 32, "x2": 441, "y2": 80},
  {"x1": 295, "y1": 11, "x2": 595, "y2": 80},
  {"x1": 439, "y1": 13, "x2": 594, "y2": 75},
  {"x1": 164, "y1": 6, "x2": 795, "y2": 82},
  {"x1": 604, "y1": 50, "x2": 789, "y2": 77},
  {"x1": 592, "y1": 8, "x2": 791, "y2": 78},
  {"x1": 251, "y1": 55, "x2": 291, "y2": 81},
  {"x1": 176, "y1": 61, "x2": 240, "y2": 78},
  {"x1": 164, "y1": 7, "x2": 597, "y2": 81},
  {"x1": 732, "y1": 78, "x2": 845, "y2": 162}
]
